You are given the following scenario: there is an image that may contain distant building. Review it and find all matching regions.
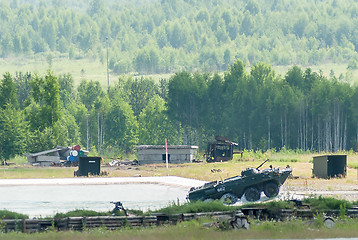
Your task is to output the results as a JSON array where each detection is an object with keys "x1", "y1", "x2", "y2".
[
  {"x1": 135, "y1": 145, "x2": 198, "y2": 164},
  {"x1": 26, "y1": 146, "x2": 71, "y2": 166}
]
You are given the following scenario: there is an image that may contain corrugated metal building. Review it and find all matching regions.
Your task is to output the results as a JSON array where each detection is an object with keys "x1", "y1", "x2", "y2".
[{"x1": 135, "y1": 145, "x2": 198, "y2": 164}]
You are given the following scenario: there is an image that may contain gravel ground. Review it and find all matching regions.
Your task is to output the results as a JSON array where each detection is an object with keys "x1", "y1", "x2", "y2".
[{"x1": 281, "y1": 185, "x2": 358, "y2": 202}]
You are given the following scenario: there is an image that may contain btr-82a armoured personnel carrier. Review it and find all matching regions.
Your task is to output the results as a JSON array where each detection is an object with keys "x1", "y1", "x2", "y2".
[{"x1": 187, "y1": 160, "x2": 292, "y2": 204}]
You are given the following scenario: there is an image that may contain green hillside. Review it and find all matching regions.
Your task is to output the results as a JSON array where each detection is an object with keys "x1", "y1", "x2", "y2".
[{"x1": 1, "y1": 0, "x2": 358, "y2": 82}]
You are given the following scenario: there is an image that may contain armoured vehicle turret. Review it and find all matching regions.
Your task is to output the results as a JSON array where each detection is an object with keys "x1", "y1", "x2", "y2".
[{"x1": 187, "y1": 160, "x2": 292, "y2": 203}]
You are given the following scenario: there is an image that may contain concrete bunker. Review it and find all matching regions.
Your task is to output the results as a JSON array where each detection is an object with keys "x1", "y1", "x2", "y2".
[{"x1": 135, "y1": 145, "x2": 198, "y2": 164}]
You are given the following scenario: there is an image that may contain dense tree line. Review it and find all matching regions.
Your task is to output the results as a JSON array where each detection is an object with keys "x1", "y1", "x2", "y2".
[
  {"x1": 0, "y1": 69, "x2": 177, "y2": 160},
  {"x1": 1, "y1": 60, "x2": 358, "y2": 160},
  {"x1": 167, "y1": 60, "x2": 358, "y2": 152},
  {"x1": 1, "y1": 0, "x2": 358, "y2": 75}
]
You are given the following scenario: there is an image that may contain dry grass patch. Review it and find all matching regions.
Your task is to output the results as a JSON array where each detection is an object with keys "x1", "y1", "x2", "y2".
[{"x1": 0, "y1": 166, "x2": 76, "y2": 179}]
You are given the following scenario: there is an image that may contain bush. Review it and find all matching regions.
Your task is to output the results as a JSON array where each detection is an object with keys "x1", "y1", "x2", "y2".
[
  {"x1": 240, "y1": 200, "x2": 296, "y2": 216},
  {"x1": 347, "y1": 162, "x2": 358, "y2": 169},
  {"x1": 11, "y1": 155, "x2": 27, "y2": 165},
  {"x1": 347, "y1": 59, "x2": 358, "y2": 70},
  {"x1": 150, "y1": 200, "x2": 237, "y2": 215},
  {"x1": 278, "y1": 158, "x2": 298, "y2": 163},
  {"x1": 304, "y1": 196, "x2": 353, "y2": 211},
  {"x1": 0, "y1": 210, "x2": 28, "y2": 219},
  {"x1": 54, "y1": 209, "x2": 111, "y2": 219}
]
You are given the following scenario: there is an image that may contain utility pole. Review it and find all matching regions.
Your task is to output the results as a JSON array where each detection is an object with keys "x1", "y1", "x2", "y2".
[
  {"x1": 165, "y1": 138, "x2": 169, "y2": 176},
  {"x1": 106, "y1": 37, "x2": 109, "y2": 93}
]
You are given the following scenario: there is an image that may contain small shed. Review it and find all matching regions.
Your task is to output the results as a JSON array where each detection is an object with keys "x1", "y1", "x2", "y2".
[
  {"x1": 75, "y1": 156, "x2": 101, "y2": 177},
  {"x1": 26, "y1": 146, "x2": 71, "y2": 166},
  {"x1": 135, "y1": 145, "x2": 198, "y2": 164},
  {"x1": 312, "y1": 155, "x2": 347, "y2": 178}
]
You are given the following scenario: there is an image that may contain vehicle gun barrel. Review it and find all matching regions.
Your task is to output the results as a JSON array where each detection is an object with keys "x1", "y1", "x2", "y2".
[{"x1": 256, "y1": 159, "x2": 269, "y2": 170}]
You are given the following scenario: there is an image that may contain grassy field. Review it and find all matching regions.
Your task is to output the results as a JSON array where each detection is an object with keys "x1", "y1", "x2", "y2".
[
  {"x1": 0, "y1": 55, "x2": 110, "y2": 89},
  {"x1": 275, "y1": 62, "x2": 358, "y2": 83},
  {"x1": 0, "y1": 166, "x2": 76, "y2": 179},
  {"x1": 1, "y1": 55, "x2": 358, "y2": 89},
  {"x1": 0, "y1": 55, "x2": 171, "y2": 89}
]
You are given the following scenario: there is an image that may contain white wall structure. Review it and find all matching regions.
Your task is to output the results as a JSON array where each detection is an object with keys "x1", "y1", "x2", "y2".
[{"x1": 135, "y1": 145, "x2": 198, "y2": 164}]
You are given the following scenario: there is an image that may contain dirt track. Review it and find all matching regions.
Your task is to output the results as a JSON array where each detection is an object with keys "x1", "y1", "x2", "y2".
[{"x1": 281, "y1": 177, "x2": 358, "y2": 202}]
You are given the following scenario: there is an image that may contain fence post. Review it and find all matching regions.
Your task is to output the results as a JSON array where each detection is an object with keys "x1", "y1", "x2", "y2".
[{"x1": 22, "y1": 219, "x2": 26, "y2": 233}]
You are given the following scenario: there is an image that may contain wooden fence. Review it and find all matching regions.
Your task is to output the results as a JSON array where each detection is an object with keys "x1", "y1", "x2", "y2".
[
  {"x1": 1, "y1": 211, "x2": 247, "y2": 233},
  {"x1": 241, "y1": 207, "x2": 358, "y2": 221},
  {"x1": 1, "y1": 219, "x2": 53, "y2": 233}
]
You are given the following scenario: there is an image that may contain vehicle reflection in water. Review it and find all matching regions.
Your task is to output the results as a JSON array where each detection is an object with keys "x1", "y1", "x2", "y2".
[{"x1": 0, "y1": 184, "x2": 188, "y2": 218}]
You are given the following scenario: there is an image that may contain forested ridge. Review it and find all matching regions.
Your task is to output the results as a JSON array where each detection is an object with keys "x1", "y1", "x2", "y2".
[
  {"x1": 1, "y1": 0, "x2": 358, "y2": 74},
  {"x1": 1, "y1": 60, "x2": 358, "y2": 159}
]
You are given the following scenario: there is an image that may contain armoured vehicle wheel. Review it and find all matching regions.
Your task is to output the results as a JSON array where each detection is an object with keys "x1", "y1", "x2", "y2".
[
  {"x1": 231, "y1": 217, "x2": 250, "y2": 230},
  {"x1": 264, "y1": 182, "x2": 279, "y2": 198},
  {"x1": 244, "y1": 187, "x2": 260, "y2": 202},
  {"x1": 220, "y1": 193, "x2": 238, "y2": 205},
  {"x1": 204, "y1": 198, "x2": 214, "y2": 202}
]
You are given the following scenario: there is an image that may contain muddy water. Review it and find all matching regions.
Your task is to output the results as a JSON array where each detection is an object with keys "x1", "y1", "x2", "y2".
[{"x1": 0, "y1": 184, "x2": 189, "y2": 218}]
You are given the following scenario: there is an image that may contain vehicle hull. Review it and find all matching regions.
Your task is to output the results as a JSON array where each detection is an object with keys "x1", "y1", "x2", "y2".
[{"x1": 187, "y1": 167, "x2": 292, "y2": 202}]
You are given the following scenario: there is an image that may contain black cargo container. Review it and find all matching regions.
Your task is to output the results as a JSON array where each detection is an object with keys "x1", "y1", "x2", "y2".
[
  {"x1": 76, "y1": 156, "x2": 101, "y2": 177},
  {"x1": 312, "y1": 155, "x2": 346, "y2": 178}
]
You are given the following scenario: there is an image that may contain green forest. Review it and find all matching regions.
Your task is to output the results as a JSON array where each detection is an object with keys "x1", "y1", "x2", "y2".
[
  {"x1": 1, "y1": 60, "x2": 358, "y2": 160},
  {"x1": 1, "y1": 0, "x2": 358, "y2": 74},
  {"x1": 2, "y1": 0, "x2": 358, "y2": 160}
]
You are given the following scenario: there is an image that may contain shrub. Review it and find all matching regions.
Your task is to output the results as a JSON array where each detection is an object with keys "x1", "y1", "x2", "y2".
[
  {"x1": 240, "y1": 200, "x2": 296, "y2": 217},
  {"x1": 347, "y1": 162, "x2": 358, "y2": 169},
  {"x1": 0, "y1": 210, "x2": 28, "y2": 219},
  {"x1": 150, "y1": 200, "x2": 237, "y2": 215},
  {"x1": 9, "y1": 155, "x2": 27, "y2": 165},
  {"x1": 304, "y1": 196, "x2": 353, "y2": 211},
  {"x1": 54, "y1": 209, "x2": 111, "y2": 219}
]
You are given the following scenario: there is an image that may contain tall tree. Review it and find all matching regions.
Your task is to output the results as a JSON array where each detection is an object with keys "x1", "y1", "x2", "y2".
[
  {"x1": 114, "y1": 76, "x2": 159, "y2": 118},
  {"x1": 58, "y1": 73, "x2": 74, "y2": 108},
  {"x1": 222, "y1": 59, "x2": 246, "y2": 141},
  {"x1": 14, "y1": 72, "x2": 31, "y2": 109},
  {"x1": 105, "y1": 96, "x2": 138, "y2": 153},
  {"x1": 167, "y1": 71, "x2": 208, "y2": 145},
  {"x1": 138, "y1": 95, "x2": 177, "y2": 145},
  {"x1": 0, "y1": 105, "x2": 28, "y2": 160},
  {"x1": 205, "y1": 73, "x2": 225, "y2": 135},
  {"x1": 77, "y1": 79, "x2": 107, "y2": 151},
  {"x1": 25, "y1": 71, "x2": 61, "y2": 131},
  {"x1": 0, "y1": 72, "x2": 19, "y2": 109}
]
